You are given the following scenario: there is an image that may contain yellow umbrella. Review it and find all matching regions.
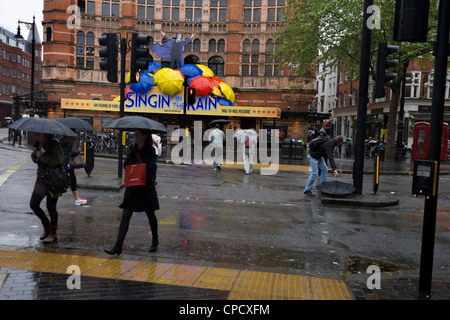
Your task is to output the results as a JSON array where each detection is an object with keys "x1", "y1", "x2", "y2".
[
  {"x1": 157, "y1": 69, "x2": 185, "y2": 95},
  {"x1": 196, "y1": 64, "x2": 214, "y2": 77},
  {"x1": 153, "y1": 68, "x2": 172, "y2": 85},
  {"x1": 211, "y1": 86, "x2": 223, "y2": 97},
  {"x1": 219, "y1": 82, "x2": 235, "y2": 103}
]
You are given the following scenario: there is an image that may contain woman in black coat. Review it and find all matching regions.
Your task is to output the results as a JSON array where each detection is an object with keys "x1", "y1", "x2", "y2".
[{"x1": 104, "y1": 129, "x2": 160, "y2": 255}]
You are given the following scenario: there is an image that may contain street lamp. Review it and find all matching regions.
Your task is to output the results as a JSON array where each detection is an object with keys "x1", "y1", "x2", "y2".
[{"x1": 14, "y1": 15, "x2": 35, "y2": 115}]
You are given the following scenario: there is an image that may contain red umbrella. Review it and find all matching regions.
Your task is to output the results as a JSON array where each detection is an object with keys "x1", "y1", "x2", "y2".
[{"x1": 189, "y1": 76, "x2": 217, "y2": 96}]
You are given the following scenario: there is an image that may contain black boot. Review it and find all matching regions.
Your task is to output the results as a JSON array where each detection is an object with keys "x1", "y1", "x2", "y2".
[
  {"x1": 104, "y1": 214, "x2": 130, "y2": 256},
  {"x1": 149, "y1": 237, "x2": 159, "y2": 253}
]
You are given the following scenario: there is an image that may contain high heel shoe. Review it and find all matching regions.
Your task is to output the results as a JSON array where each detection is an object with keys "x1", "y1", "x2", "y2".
[
  {"x1": 104, "y1": 247, "x2": 122, "y2": 256},
  {"x1": 149, "y1": 238, "x2": 159, "y2": 253}
]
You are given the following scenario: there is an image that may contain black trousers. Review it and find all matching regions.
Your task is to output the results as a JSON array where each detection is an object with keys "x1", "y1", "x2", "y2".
[
  {"x1": 30, "y1": 191, "x2": 58, "y2": 226},
  {"x1": 68, "y1": 168, "x2": 77, "y2": 191}
]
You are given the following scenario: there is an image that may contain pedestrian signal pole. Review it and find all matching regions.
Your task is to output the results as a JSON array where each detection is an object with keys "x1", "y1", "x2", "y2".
[
  {"x1": 418, "y1": 0, "x2": 449, "y2": 300},
  {"x1": 353, "y1": 0, "x2": 373, "y2": 194}
]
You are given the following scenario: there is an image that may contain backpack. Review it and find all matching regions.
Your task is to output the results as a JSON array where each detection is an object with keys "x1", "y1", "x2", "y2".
[
  {"x1": 245, "y1": 137, "x2": 251, "y2": 148},
  {"x1": 308, "y1": 137, "x2": 326, "y2": 150}
]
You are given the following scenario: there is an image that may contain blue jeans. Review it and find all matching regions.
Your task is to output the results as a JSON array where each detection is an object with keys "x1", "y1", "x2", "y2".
[{"x1": 304, "y1": 154, "x2": 328, "y2": 192}]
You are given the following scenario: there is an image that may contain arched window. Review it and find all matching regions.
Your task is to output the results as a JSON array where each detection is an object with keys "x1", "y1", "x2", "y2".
[
  {"x1": 243, "y1": 39, "x2": 251, "y2": 53},
  {"x1": 76, "y1": 31, "x2": 85, "y2": 45},
  {"x1": 193, "y1": 39, "x2": 201, "y2": 52},
  {"x1": 217, "y1": 39, "x2": 225, "y2": 52},
  {"x1": 208, "y1": 56, "x2": 224, "y2": 76},
  {"x1": 185, "y1": 55, "x2": 200, "y2": 65},
  {"x1": 86, "y1": 32, "x2": 95, "y2": 46},
  {"x1": 46, "y1": 27, "x2": 52, "y2": 42},
  {"x1": 251, "y1": 39, "x2": 259, "y2": 53},
  {"x1": 209, "y1": 39, "x2": 217, "y2": 52}
]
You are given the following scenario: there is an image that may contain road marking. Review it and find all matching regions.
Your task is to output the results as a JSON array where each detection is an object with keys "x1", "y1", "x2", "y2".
[{"x1": 0, "y1": 158, "x2": 28, "y2": 187}]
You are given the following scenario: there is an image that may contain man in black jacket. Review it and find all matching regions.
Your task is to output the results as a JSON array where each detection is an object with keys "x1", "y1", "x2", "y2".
[{"x1": 304, "y1": 136, "x2": 344, "y2": 197}]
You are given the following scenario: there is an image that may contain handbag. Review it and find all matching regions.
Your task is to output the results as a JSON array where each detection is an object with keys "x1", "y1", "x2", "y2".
[
  {"x1": 40, "y1": 164, "x2": 71, "y2": 192},
  {"x1": 124, "y1": 153, "x2": 147, "y2": 187},
  {"x1": 69, "y1": 153, "x2": 85, "y2": 169}
]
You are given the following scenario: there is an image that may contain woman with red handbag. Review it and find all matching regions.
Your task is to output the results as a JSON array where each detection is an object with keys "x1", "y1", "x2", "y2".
[{"x1": 104, "y1": 129, "x2": 160, "y2": 255}]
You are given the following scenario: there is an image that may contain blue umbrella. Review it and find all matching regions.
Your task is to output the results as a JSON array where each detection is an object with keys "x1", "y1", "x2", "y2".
[
  {"x1": 179, "y1": 64, "x2": 203, "y2": 79},
  {"x1": 129, "y1": 73, "x2": 154, "y2": 94},
  {"x1": 143, "y1": 62, "x2": 162, "y2": 73},
  {"x1": 217, "y1": 97, "x2": 234, "y2": 106}
]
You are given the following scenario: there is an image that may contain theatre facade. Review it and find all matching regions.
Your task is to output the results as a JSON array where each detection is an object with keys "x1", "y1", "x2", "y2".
[{"x1": 42, "y1": 0, "x2": 317, "y2": 140}]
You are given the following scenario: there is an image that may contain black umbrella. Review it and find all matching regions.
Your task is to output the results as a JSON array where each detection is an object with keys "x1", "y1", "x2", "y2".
[
  {"x1": 9, "y1": 117, "x2": 31, "y2": 130},
  {"x1": 56, "y1": 117, "x2": 94, "y2": 131},
  {"x1": 104, "y1": 116, "x2": 168, "y2": 133},
  {"x1": 209, "y1": 119, "x2": 230, "y2": 126},
  {"x1": 11, "y1": 117, "x2": 77, "y2": 137},
  {"x1": 317, "y1": 180, "x2": 356, "y2": 197}
]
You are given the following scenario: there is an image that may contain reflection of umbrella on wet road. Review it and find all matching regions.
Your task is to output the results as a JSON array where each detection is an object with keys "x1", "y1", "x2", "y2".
[
  {"x1": 56, "y1": 117, "x2": 94, "y2": 132},
  {"x1": 105, "y1": 116, "x2": 168, "y2": 133},
  {"x1": 317, "y1": 180, "x2": 356, "y2": 197},
  {"x1": 209, "y1": 119, "x2": 230, "y2": 126},
  {"x1": 12, "y1": 117, "x2": 77, "y2": 137}
]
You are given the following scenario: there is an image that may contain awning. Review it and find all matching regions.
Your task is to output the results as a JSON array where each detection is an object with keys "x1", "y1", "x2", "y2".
[{"x1": 409, "y1": 112, "x2": 450, "y2": 123}]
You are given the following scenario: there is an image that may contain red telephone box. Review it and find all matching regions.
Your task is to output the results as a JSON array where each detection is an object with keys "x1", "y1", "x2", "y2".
[{"x1": 413, "y1": 121, "x2": 448, "y2": 161}]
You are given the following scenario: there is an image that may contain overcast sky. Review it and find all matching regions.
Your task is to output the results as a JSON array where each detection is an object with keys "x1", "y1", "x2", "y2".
[{"x1": 0, "y1": 0, "x2": 44, "y2": 38}]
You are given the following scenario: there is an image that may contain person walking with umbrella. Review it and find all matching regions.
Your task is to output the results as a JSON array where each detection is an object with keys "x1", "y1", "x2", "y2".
[
  {"x1": 104, "y1": 129, "x2": 160, "y2": 255},
  {"x1": 208, "y1": 123, "x2": 225, "y2": 171},
  {"x1": 304, "y1": 135, "x2": 344, "y2": 197},
  {"x1": 59, "y1": 134, "x2": 87, "y2": 206},
  {"x1": 30, "y1": 133, "x2": 64, "y2": 244}
]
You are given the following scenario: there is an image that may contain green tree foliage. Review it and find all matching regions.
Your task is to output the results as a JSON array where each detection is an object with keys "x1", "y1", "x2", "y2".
[{"x1": 276, "y1": 0, "x2": 439, "y2": 160}]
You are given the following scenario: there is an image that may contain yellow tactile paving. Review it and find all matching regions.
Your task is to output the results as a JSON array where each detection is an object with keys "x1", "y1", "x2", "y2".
[
  {"x1": 271, "y1": 273, "x2": 313, "y2": 300},
  {"x1": 193, "y1": 267, "x2": 240, "y2": 291},
  {"x1": 119, "y1": 261, "x2": 172, "y2": 283},
  {"x1": 0, "y1": 249, "x2": 353, "y2": 300},
  {"x1": 228, "y1": 270, "x2": 274, "y2": 300},
  {"x1": 157, "y1": 264, "x2": 206, "y2": 287}
]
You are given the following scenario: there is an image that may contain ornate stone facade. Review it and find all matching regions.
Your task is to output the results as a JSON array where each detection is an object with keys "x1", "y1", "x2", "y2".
[{"x1": 42, "y1": 0, "x2": 316, "y2": 138}]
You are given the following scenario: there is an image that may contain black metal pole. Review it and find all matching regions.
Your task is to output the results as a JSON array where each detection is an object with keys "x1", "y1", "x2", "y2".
[
  {"x1": 183, "y1": 79, "x2": 187, "y2": 129},
  {"x1": 418, "y1": 0, "x2": 449, "y2": 300},
  {"x1": 353, "y1": 0, "x2": 373, "y2": 194},
  {"x1": 30, "y1": 16, "x2": 35, "y2": 114},
  {"x1": 118, "y1": 36, "x2": 126, "y2": 178},
  {"x1": 395, "y1": 63, "x2": 408, "y2": 159}
]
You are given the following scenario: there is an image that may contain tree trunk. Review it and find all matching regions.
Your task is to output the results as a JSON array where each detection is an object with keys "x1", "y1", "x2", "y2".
[{"x1": 384, "y1": 81, "x2": 401, "y2": 161}]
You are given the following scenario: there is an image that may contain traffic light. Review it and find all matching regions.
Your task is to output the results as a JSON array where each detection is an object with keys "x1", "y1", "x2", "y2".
[
  {"x1": 99, "y1": 33, "x2": 118, "y2": 83},
  {"x1": 130, "y1": 33, "x2": 152, "y2": 83},
  {"x1": 394, "y1": 0, "x2": 430, "y2": 43},
  {"x1": 374, "y1": 43, "x2": 399, "y2": 99},
  {"x1": 187, "y1": 87, "x2": 196, "y2": 104}
]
